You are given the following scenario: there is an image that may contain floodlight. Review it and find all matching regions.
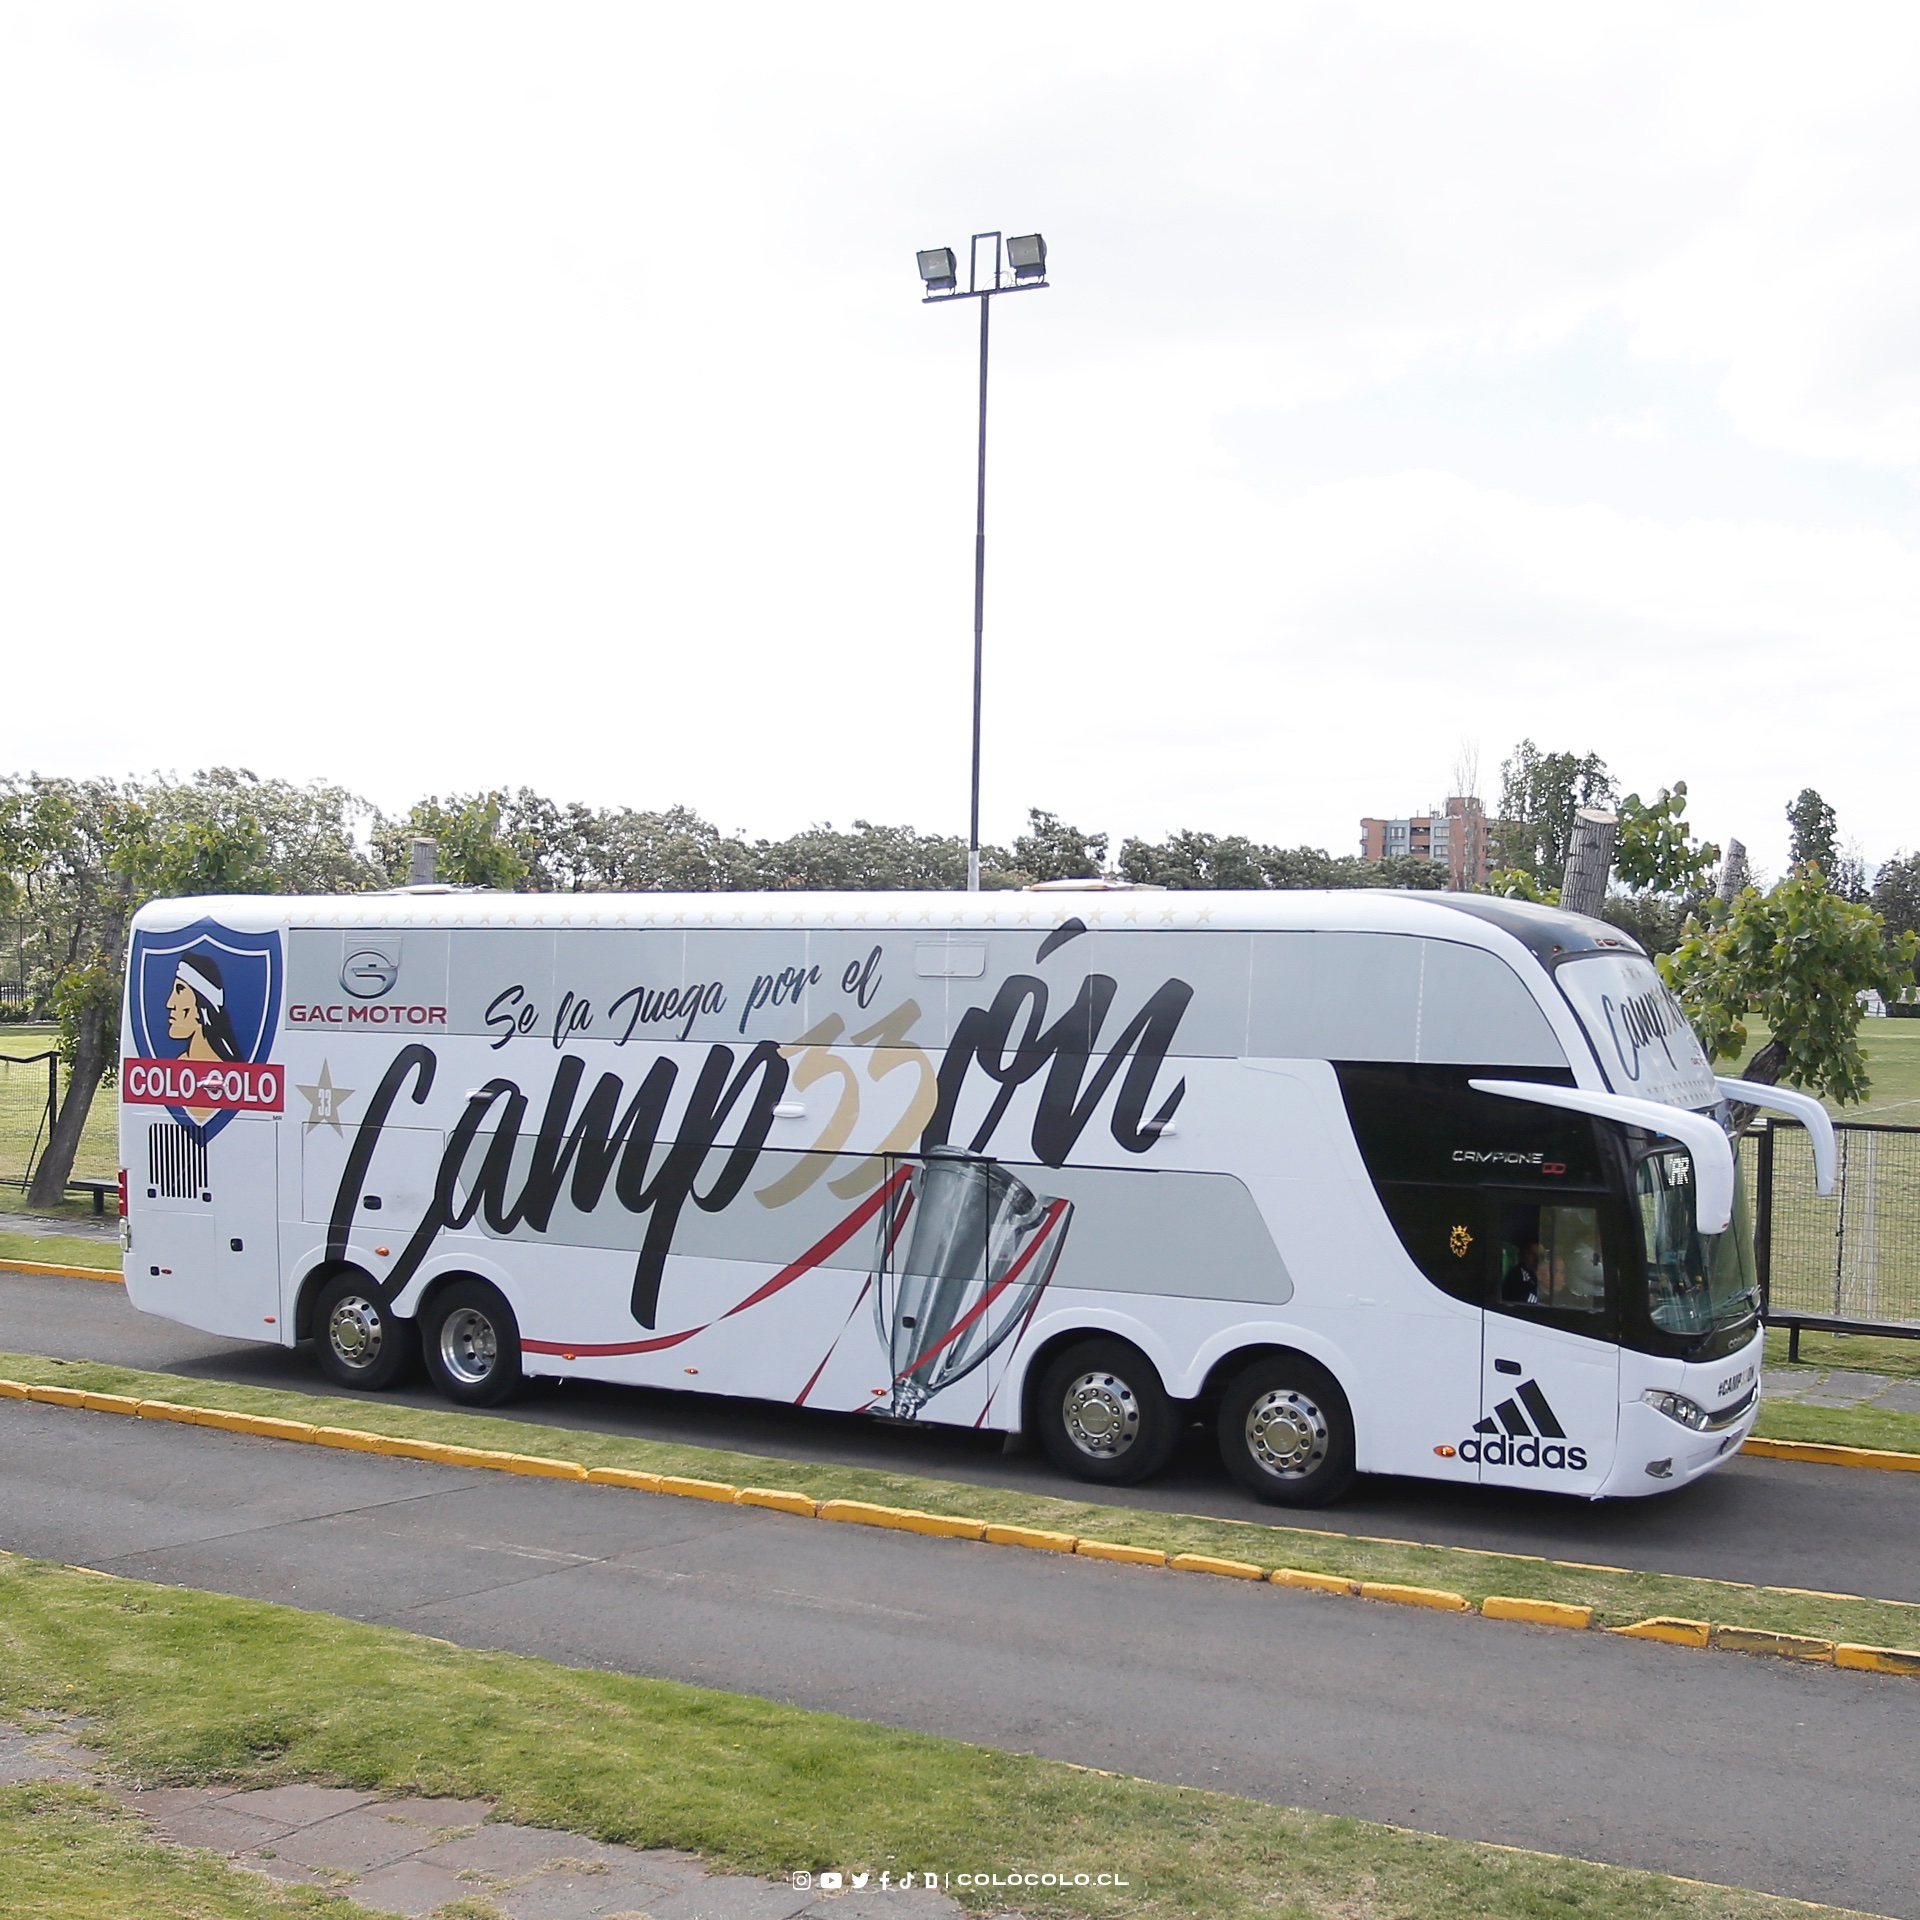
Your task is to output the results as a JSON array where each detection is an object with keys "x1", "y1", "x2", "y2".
[
  {"x1": 1007, "y1": 232, "x2": 1047, "y2": 279},
  {"x1": 917, "y1": 246, "x2": 958, "y2": 291}
]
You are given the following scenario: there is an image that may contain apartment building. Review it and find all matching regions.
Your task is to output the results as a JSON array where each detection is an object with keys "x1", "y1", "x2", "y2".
[{"x1": 1358, "y1": 794, "x2": 1488, "y2": 889}]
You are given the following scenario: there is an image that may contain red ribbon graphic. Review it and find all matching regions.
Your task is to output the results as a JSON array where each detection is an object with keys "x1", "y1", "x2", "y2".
[{"x1": 522, "y1": 1165, "x2": 911, "y2": 1360}]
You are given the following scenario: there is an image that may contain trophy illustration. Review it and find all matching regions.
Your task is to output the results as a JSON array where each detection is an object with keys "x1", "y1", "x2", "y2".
[{"x1": 874, "y1": 1146, "x2": 1073, "y2": 1421}]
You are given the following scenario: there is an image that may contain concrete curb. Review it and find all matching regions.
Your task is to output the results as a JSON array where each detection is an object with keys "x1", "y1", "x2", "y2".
[
  {"x1": 7, "y1": 1373, "x2": 1920, "y2": 1682},
  {"x1": 0, "y1": 1256, "x2": 121, "y2": 1282},
  {"x1": 1741, "y1": 1435, "x2": 1920, "y2": 1474}
]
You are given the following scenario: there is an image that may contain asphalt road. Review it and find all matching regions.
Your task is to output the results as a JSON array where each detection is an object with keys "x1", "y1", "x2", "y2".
[
  {"x1": 6, "y1": 1269, "x2": 1916, "y2": 1600},
  {"x1": 2, "y1": 1396, "x2": 1914, "y2": 1917}
]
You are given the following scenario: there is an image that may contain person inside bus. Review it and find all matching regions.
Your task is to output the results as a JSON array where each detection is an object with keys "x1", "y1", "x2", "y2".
[
  {"x1": 165, "y1": 952, "x2": 244, "y2": 1063},
  {"x1": 1500, "y1": 1236, "x2": 1545, "y2": 1305}
]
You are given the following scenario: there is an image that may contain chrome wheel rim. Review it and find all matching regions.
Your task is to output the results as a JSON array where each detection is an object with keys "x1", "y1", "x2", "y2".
[
  {"x1": 440, "y1": 1306, "x2": 498, "y2": 1385},
  {"x1": 1061, "y1": 1370, "x2": 1141, "y2": 1459},
  {"x1": 1244, "y1": 1388, "x2": 1329, "y2": 1479},
  {"x1": 326, "y1": 1295, "x2": 383, "y2": 1370}
]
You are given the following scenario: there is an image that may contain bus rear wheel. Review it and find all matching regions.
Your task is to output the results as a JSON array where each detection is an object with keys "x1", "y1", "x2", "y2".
[
  {"x1": 1035, "y1": 1338, "x2": 1178, "y2": 1487},
  {"x1": 312, "y1": 1271, "x2": 416, "y2": 1393},
  {"x1": 1217, "y1": 1355, "x2": 1355, "y2": 1507},
  {"x1": 422, "y1": 1278, "x2": 523, "y2": 1408}
]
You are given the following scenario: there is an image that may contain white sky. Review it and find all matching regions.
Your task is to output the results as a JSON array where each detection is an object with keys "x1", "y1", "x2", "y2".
[{"x1": 3, "y1": 2, "x2": 1918, "y2": 876}]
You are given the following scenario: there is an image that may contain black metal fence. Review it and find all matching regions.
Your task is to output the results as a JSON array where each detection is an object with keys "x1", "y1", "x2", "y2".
[
  {"x1": 0, "y1": 1047, "x2": 60, "y2": 1189},
  {"x1": 1747, "y1": 1118, "x2": 1920, "y2": 1349}
]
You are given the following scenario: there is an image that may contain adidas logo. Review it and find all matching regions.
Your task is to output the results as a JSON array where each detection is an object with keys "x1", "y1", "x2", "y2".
[{"x1": 1457, "y1": 1379, "x2": 1588, "y2": 1470}]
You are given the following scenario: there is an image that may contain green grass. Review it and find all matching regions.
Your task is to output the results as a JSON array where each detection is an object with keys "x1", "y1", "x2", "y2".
[
  {"x1": 0, "y1": 1780, "x2": 380, "y2": 1919},
  {"x1": 0, "y1": 1230, "x2": 119, "y2": 1269},
  {"x1": 7, "y1": 1349, "x2": 1919, "y2": 1656},
  {"x1": 1764, "y1": 1325, "x2": 1920, "y2": 1382},
  {"x1": 0, "y1": 1557, "x2": 1878, "y2": 1920},
  {"x1": 0, "y1": 1023, "x2": 117, "y2": 1191},
  {"x1": 1735, "y1": 1018, "x2": 1920, "y2": 1121}
]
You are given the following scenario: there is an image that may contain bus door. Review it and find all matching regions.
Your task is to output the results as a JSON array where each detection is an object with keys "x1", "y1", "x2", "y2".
[
  {"x1": 130, "y1": 1114, "x2": 280, "y2": 1341},
  {"x1": 1475, "y1": 1190, "x2": 1619, "y2": 1494},
  {"x1": 205, "y1": 1116, "x2": 282, "y2": 1341}
]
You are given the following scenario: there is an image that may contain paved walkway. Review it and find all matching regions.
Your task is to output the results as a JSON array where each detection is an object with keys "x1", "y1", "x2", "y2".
[
  {"x1": 0, "y1": 1208, "x2": 119, "y2": 1243},
  {"x1": 1, "y1": 1718, "x2": 974, "y2": 1920},
  {"x1": 1763, "y1": 1366, "x2": 1920, "y2": 1413}
]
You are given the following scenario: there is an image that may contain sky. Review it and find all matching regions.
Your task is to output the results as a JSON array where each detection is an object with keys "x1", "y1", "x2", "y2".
[{"x1": 3, "y1": 2, "x2": 1918, "y2": 878}]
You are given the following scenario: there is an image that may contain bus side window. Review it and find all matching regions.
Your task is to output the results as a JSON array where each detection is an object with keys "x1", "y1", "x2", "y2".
[
  {"x1": 1495, "y1": 1201, "x2": 1607, "y2": 1314},
  {"x1": 1377, "y1": 1185, "x2": 1486, "y2": 1306}
]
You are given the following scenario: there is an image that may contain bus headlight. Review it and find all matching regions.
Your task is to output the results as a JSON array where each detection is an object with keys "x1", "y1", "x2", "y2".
[{"x1": 1641, "y1": 1389, "x2": 1712, "y2": 1431}]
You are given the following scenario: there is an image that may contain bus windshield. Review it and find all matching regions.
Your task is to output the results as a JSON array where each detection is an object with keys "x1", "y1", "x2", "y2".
[{"x1": 1635, "y1": 1148, "x2": 1758, "y2": 1339}]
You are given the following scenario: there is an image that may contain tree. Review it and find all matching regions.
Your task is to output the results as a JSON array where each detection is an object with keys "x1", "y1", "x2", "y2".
[
  {"x1": 1118, "y1": 830, "x2": 1272, "y2": 889},
  {"x1": 2, "y1": 770, "x2": 377, "y2": 1210},
  {"x1": 373, "y1": 791, "x2": 531, "y2": 890},
  {"x1": 1786, "y1": 788, "x2": 1839, "y2": 873},
  {"x1": 1116, "y1": 830, "x2": 1449, "y2": 891},
  {"x1": 749, "y1": 819, "x2": 1015, "y2": 890},
  {"x1": 1661, "y1": 867, "x2": 1918, "y2": 1120},
  {"x1": 1872, "y1": 853, "x2": 1920, "y2": 1002},
  {"x1": 1601, "y1": 780, "x2": 1720, "y2": 956},
  {"x1": 1614, "y1": 782, "x2": 1719, "y2": 896},
  {"x1": 1491, "y1": 740, "x2": 1615, "y2": 888},
  {"x1": 1010, "y1": 809, "x2": 1109, "y2": 883}
]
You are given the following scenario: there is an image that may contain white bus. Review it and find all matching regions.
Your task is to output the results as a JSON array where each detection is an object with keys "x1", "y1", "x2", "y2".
[{"x1": 118, "y1": 886, "x2": 1832, "y2": 1506}]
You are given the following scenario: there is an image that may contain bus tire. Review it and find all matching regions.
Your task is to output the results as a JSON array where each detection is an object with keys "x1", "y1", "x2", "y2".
[
  {"x1": 422, "y1": 1278, "x2": 523, "y2": 1408},
  {"x1": 1035, "y1": 1338, "x2": 1178, "y2": 1487},
  {"x1": 1217, "y1": 1355, "x2": 1355, "y2": 1507},
  {"x1": 311, "y1": 1271, "x2": 416, "y2": 1393}
]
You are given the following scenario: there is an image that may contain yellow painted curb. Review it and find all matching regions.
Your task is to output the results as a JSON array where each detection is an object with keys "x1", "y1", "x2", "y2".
[
  {"x1": 893, "y1": 1510, "x2": 988, "y2": 1540},
  {"x1": 219, "y1": 1413, "x2": 319, "y2": 1442},
  {"x1": 1611, "y1": 1617, "x2": 1710, "y2": 1648},
  {"x1": 1076, "y1": 1540, "x2": 1167, "y2": 1568},
  {"x1": 1170, "y1": 1552, "x2": 1266, "y2": 1581},
  {"x1": 134, "y1": 1400, "x2": 207, "y2": 1426},
  {"x1": 1271, "y1": 1568, "x2": 1356, "y2": 1595},
  {"x1": 1481, "y1": 1596, "x2": 1593, "y2": 1630},
  {"x1": 488, "y1": 1453, "x2": 589, "y2": 1481},
  {"x1": 818, "y1": 1499, "x2": 987, "y2": 1539},
  {"x1": 0, "y1": 1258, "x2": 122, "y2": 1282},
  {"x1": 654, "y1": 1474, "x2": 737, "y2": 1501},
  {"x1": 0, "y1": 1379, "x2": 25, "y2": 1399},
  {"x1": 1743, "y1": 1435, "x2": 1920, "y2": 1474},
  {"x1": 1836, "y1": 1643, "x2": 1920, "y2": 1675},
  {"x1": 25, "y1": 1384, "x2": 88, "y2": 1409},
  {"x1": 983, "y1": 1523, "x2": 1077, "y2": 1554},
  {"x1": 586, "y1": 1467, "x2": 666, "y2": 1492},
  {"x1": 820, "y1": 1498, "x2": 909, "y2": 1527},
  {"x1": 80, "y1": 1392, "x2": 142, "y2": 1416},
  {"x1": 736, "y1": 1487, "x2": 819, "y2": 1518},
  {"x1": 1713, "y1": 1626, "x2": 1834, "y2": 1662},
  {"x1": 1360, "y1": 1581, "x2": 1469, "y2": 1612},
  {"x1": 312, "y1": 1425, "x2": 384, "y2": 1452}
]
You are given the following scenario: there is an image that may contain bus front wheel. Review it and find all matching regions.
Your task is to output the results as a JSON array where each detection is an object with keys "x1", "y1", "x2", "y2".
[
  {"x1": 1035, "y1": 1339, "x2": 1179, "y2": 1487},
  {"x1": 423, "y1": 1279, "x2": 524, "y2": 1408},
  {"x1": 1217, "y1": 1355, "x2": 1355, "y2": 1507}
]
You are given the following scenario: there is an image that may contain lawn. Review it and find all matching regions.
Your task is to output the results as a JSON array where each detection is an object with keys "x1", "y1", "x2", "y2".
[
  {"x1": 0, "y1": 1023, "x2": 117, "y2": 1197},
  {"x1": 1, "y1": 1781, "x2": 379, "y2": 1920},
  {"x1": 1733, "y1": 1018, "x2": 1920, "y2": 1121},
  {"x1": 0, "y1": 1557, "x2": 1876, "y2": 1920},
  {"x1": 6, "y1": 1350, "x2": 1919, "y2": 1655}
]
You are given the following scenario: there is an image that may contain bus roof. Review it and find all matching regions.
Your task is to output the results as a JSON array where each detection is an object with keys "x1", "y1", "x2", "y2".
[{"x1": 131, "y1": 886, "x2": 1643, "y2": 958}]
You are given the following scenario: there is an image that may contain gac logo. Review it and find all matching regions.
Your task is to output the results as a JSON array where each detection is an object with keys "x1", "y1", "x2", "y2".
[{"x1": 341, "y1": 949, "x2": 400, "y2": 1000}]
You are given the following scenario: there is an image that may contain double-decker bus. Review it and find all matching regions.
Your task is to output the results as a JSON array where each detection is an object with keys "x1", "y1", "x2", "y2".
[{"x1": 119, "y1": 886, "x2": 1829, "y2": 1505}]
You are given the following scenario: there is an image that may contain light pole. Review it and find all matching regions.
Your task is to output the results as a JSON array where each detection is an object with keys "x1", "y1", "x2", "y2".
[{"x1": 916, "y1": 231, "x2": 1050, "y2": 891}]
